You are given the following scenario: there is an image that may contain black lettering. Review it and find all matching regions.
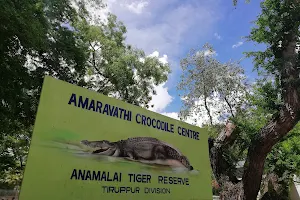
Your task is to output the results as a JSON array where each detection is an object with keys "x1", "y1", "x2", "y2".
[
  {"x1": 157, "y1": 120, "x2": 161, "y2": 129},
  {"x1": 146, "y1": 117, "x2": 151, "y2": 127},
  {"x1": 163, "y1": 176, "x2": 167, "y2": 184},
  {"x1": 88, "y1": 100, "x2": 95, "y2": 111},
  {"x1": 128, "y1": 173, "x2": 134, "y2": 182},
  {"x1": 68, "y1": 93, "x2": 77, "y2": 106},
  {"x1": 96, "y1": 101, "x2": 102, "y2": 113},
  {"x1": 70, "y1": 169, "x2": 77, "y2": 180},
  {"x1": 103, "y1": 104, "x2": 109, "y2": 115},
  {"x1": 113, "y1": 172, "x2": 119, "y2": 182},
  {"x1": 92, "y1": 171, "x2": 100, "y2": 180},
  {"x1": 158, "y1": 176, "x2": 163, "y2": 183},
  {"x1": 182, "y1": 128, "x2": 186, "y2": 136},
  {"x1": 161, "y1": 121, "x2": 165, "y2": 131},
  {"x1": 119, "y1": 108, "x2": 125, "y2": 119},
  {"x1": 108, "y1": 105, "x2": 114, "y2": 116},
  {"x1": 195, "y1": 132, "x2": 199, "y2": 140},
  {"x1": 185, "y1": 178, "x2": 190, "y2": 185},
  {"x1": 101, "y1": 171, "x2": 107, "y2": 181},
  {"x1": 136, "y1": 114, "x2": 141, "y2": 124},
  {"x1": 78, "y1": 169, "x2": 85, "y2": 180},
  {"x1": 78, "y1": 96, "x2": 89, "y2": 109},
  {"x1": 124, "y1": 110, "x2": 131, "y2": 121},
  {"x1": 141, "y1": 115, "x2": 146, "y2": 125},
  {"x1": 120, "y1": 187, "x2": 126, "y2": 193},
  {"x1": 152, "y1": 118, "x2": 156, "y2": 128},
  {"x1": 170, "y1": 124, "x2": 174, "y2": 133},
  {"x1": 113, "y1": 107, "x2": 119, "y2": 117},
  {"x1": 178, "y1": 126, "x2": 182, "y2": 135},
  {"x1": 102, "y1": 186, "x2": 108, "y2": 193},
  {"x1": 147, "y1": 175, "x2": 151, "y2": 183},
  {"x1": 85, "y1": 170, "x2": 91, "y2": 180},
  {"x1": 107, "y1": 172, "x2": 112, "y2": 181}
]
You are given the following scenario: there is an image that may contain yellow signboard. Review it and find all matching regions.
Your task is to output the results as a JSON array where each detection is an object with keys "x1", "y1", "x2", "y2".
[{"x1": 19, "y1": 76, "x2": 213, "y2": 200}]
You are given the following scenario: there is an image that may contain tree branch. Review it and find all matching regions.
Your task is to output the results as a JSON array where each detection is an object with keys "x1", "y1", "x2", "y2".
[
  {"x1": 242, "y1": 31, "x2": 300, "y2": 200},
  {"x1": 224, "y1": 95, "x2": 235, "y2": 117},
  {"x1": 210, "y1": 121, "x2": 237, "y2": 180},
  {"x1": 203, "y1": 85, "x2": 213, "y2": 125}
]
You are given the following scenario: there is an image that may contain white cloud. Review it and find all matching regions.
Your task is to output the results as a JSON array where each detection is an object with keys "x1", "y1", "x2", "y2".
[
  {"x1": 103, "y1": 0, "x2": 221, "y2": 57},
  {"x1": 196, "y1": 49, "x2": 218, "y2": 57},
  {"x1": 148, "y1": 51, "x2": 159, "y2": 58},
  {"x1": 204, "y1": 49, "x2": 218, "y2": 57},
  {"x1": 148, "y1": 51, "x2": 168, "y2": 64},
  {"x1": 161, "y1": 112, "x2": 179, "y2": 120},
  {"x1": 82, "y1": 0, "x2": 223, "y2": 114},
  {"x1": 214, "y1": 32, "x2": 221, "y2": 40},
  {"x1": 162, "y1": 90, "x2": 246, "y2": 127},
  {"x1": 232, "y1": 41, "x2": 244, "y2": 48},
  {"x1": 146, "y1": 51, "x2": 173, "y2": 113},
  {"x1": 149, "y1": 83, "x2": 173, "y2": 113},
  {"x1": 126, "y1": 1, "x2": 149, "y2": 14},
  {"x1": 85, "y1": 0, "x2": 222, "y2": 88},
  {"x1": 161, "y1": 110, "x2": 207, "y2": 127},
  {"x1": 71, "y1": 0, "x2": 110, "y2": 25}
]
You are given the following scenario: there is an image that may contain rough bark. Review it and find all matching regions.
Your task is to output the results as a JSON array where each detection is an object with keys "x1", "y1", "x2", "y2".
[
  {"x1": 214, "y1": 11, "x2": 300, "y2": 199},
  {"x1": 242, "y1": 32, "x2": 300, "y2": 199},
  {"x1": 219, "y1": 181, "x2": 244, "y2": 200},
  {"x1": 209, "y1": 121, "x2": 237, "y2": 180},
  {"x1": 260, "y1": 173, "x2": 288, "y2": 200}
]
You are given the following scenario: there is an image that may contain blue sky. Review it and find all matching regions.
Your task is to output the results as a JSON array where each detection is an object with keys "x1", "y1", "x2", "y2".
[
  {"x1": 100, "y1": 0, "x2": 266, "y2": 120},
  {"x1": 163, "y1": 0, "x2": 266, "y2": 113}
]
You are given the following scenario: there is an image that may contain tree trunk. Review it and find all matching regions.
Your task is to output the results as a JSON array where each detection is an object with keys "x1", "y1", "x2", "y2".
[
  {"x1": 203, "y1": 85, "x2": 213, "y2": 125},
  {"x1": 242, "y1": 31, "x2": 300, "y2": 199},
  {"x1": 204, "y1": 95, "x2": 213, "y2": 125},
  {"x1": 209, "y1": 121, "x2": 238, "y2": 180}
]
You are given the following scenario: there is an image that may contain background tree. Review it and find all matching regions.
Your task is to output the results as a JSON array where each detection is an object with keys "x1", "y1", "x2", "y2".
[
  {"x1": 178, "y1": 43, "x2": 247, "y2": 126},
  {"x1": 179, "y1": 0, "x2": 300, "y2": 199},
  {"x1": 220, "y1": 0, "x2": 299, "y2": 199},
  {"x1": 239, "y1": 0, "x2": 300, "y2": 198},
  {"x1": 212, "y1": 78, "x2": 300, "y2": 198},
  {"x1": 73, "y1": 11, "x2": 170, "y2": 107},
  {"x1": 0, "y1": 0, "x2": 170, "y2": 188}
]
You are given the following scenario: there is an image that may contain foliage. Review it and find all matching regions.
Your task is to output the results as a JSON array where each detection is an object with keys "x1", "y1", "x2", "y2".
[
  {"x1": 265, "y1": 124, "x2": 300, "y2": 182},
  {"x1": 221, "y1": 78, "x2": 300, "y2": 195},
  {"x1": 74, "y1": 12, "x2": 170, "y2": 107},
  {"x1": 242, "y1": 0, "x2": 300, "y2": 193},
  {"x1": 178, "y1": 43, "x2": 247, "y2": 125},
  {"x1": 245, "y1": 0, "x2": 300, "y2": 80},
  {"x1": 0, "y1": 0, "x2": 170, "y2": 189},
  {"x1": 179, "y1": 0, "x2": 300, "y2": 199},
  {"x1": 233, "y1": 0, "x2": 251, "y2": 7}
]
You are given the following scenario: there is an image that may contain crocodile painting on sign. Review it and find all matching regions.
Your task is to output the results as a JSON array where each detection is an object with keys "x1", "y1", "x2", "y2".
[{"x1": 79, "y1": 137, "x2": 194, "y2": 171}]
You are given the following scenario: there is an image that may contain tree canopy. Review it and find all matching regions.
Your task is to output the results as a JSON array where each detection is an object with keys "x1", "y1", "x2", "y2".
[
  {"x1": 178, "y1": 43, "x2": 247, "y2": 126},
  {"x1": 178, "y1": 0, "x2": 300, "y2": 199},
  {"x1": 0, "y1": 0, "x2": 170, "y2": 188}
]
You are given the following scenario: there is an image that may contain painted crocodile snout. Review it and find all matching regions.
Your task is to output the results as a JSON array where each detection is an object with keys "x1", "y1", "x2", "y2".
[
  {"x1": 80, "y1": 139, "x2": 117, "y2": 155},
  {"x1": 180, "y1": 155, "x2": 193, "y2": 170}
]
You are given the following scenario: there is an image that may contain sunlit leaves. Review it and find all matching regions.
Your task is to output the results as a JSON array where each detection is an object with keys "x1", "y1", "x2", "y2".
[
  {"x1": 75, "y1": 10, "x2": 170, "y2": 107},
  {"x1": 178, "y1": 43, "x2": 247, "y2": 125},
  {"x1": 0, "y1": 0, "x2": 170, "y2": 189},
  {"x1": 245, "y1": 0, "x2": 300, "y2": 76},
  {"x1": 265, "y1": 124, "x2": 300, "y2": 181}
]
